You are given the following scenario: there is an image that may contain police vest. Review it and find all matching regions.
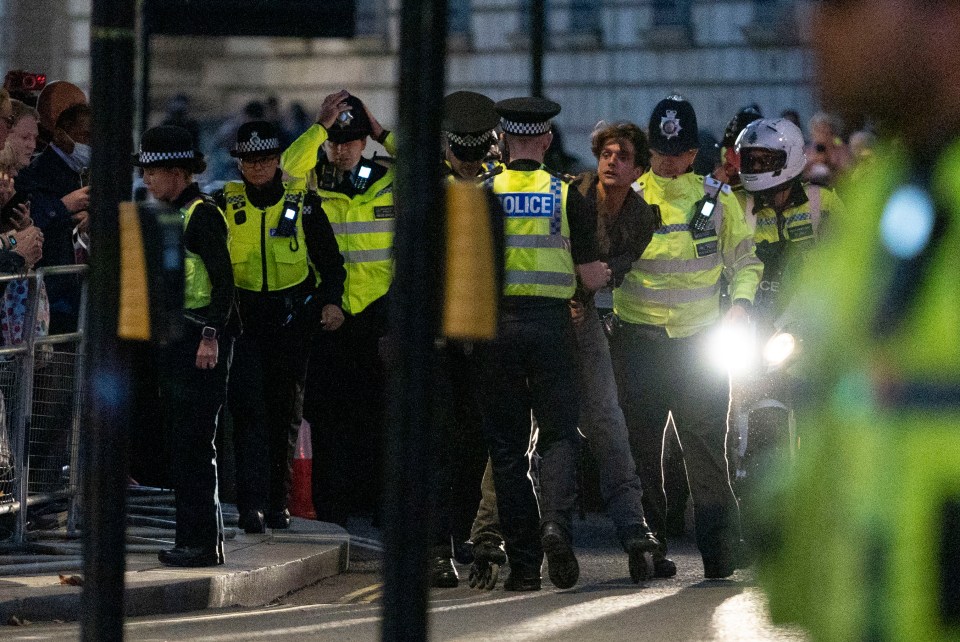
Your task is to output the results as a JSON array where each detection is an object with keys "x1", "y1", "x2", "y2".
[
  {"x1": 318, "y1": 167, "x2": 394, "y2": 315},
  {"x1": 221, "y1": 182, "x2": 311, "y2": 292},
  {"x1": 615, "y1": 172, "x2": 729, "y2": 335},
  {"x1": 747, "y1": 184, "x2": 835, "y2": 319},
  {"x1": 182, "y1": 196, "x2": 228, "y2": 310},
  {"x1": 487, "y1": 167, "x2": 575, "y2": 300}
]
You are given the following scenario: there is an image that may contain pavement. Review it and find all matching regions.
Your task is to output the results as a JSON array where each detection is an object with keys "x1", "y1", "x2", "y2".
[{"x1": 0, "y1": 512, "x2": 350, "y2": 624}]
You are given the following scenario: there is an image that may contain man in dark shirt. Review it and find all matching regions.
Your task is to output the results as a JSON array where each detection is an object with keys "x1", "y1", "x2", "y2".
[{"x1": 476, "y1": 97, "x2": 609, "y2": 591}]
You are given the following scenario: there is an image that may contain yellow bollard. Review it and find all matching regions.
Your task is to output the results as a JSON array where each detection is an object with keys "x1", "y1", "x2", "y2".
[{"x1": 117, "y1": 201, "x2": 151, "y2": 340}]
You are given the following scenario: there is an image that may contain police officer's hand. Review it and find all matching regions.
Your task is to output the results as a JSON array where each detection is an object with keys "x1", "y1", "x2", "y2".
[
  {"x1": 195, "y1": 337, "x2": 218, "y2": 370},
  {"x1": 317, "y1": 90, "x2": 352, "y2": 129},
  {"x1": 576, "y1": 260, "x2": 612, "y2": 292},
  {"x1": 364, "y1": 102, "x2": 385, "y2": 142},
  {"x1": 320, "y1": 304, "x2": 345, "y2": 331},
  {"x1": 724, "y1": 302, "x2": 751, "y2": 325}
]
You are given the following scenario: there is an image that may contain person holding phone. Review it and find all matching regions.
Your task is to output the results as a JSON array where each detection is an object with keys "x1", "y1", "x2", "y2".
[{"x1": 214, "y1": 121, "x2": 344, "y2": 533}]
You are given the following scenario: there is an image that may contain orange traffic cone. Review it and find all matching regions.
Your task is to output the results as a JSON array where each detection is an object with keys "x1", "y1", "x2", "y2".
[{"x1": 289, "y1": 419, "x2": 316, "y2": 519}]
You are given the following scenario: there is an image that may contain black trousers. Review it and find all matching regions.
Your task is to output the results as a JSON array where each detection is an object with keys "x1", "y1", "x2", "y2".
[
  {"x1": 159, "y1": 332, "x2": 232, "y2": 550},
  {"x1": 229, "y1": 300, "x2": 312, "y2": 515},
  {"x1": 609, "y1": 321, "x2": 741, "y2": 570},
  {"x1": 431, "y1": 342, "x2": 489, "y2": 554},
  {"x1": 476, "y1": 303, "x2": 581, "y2": 572},
  {"x1": 305, "y1": 297, "x2": 388, "y2": 524}
]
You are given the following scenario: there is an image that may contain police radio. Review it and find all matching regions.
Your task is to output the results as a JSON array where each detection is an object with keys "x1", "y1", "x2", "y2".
[
  {"x1": 690, "y1": 194, "x2": 718, "y2": 233},
  {"x1": 352, "y1": 160, "x2": 374, "y2": 191},
  {"x1": 317, "y1": 161, "x2": 342, "y2": 190},
  {"x1": 275, "y1": 194, "x2": 301, "y2": 237}
]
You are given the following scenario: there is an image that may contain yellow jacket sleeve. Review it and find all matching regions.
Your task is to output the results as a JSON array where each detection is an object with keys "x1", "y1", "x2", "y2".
[
  {"x1": 382, "y1": 130, "x2": 397, "y2": 157},
  {"x1": 281, "y1": 124, "x2": 329, "y2": 179},
  {"x1": 720, "y1": 191, "x2": 763, "y2": 303}
]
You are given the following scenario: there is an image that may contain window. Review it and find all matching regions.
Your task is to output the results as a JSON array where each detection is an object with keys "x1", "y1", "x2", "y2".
[
  {"x1": 569, "y1": 0, "x2": 600, "y2": 35},
  {"x1": 449, "y1": 0, "x2": 471, "y2": 36},
  {"x1": 355, "y1": 0, "x2": 387, "y2": 36},
  {"x1": 652, "y1": 0, "x2": 692, "y2": 28}
]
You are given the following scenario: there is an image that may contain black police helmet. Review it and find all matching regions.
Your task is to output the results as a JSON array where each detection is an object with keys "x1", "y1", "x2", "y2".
[
  {"x1": 231, "y1": 120, "x2": 283, "y2": 158},
  {"x1": 326, "y1": 94, "x2": 373, "y2": 144},
  {"x1": 132, "y1": 125, "x2": 205, "y2": 172},
  {"x1": 648, "y1": 95, "x2": 699, "y2": 155}
]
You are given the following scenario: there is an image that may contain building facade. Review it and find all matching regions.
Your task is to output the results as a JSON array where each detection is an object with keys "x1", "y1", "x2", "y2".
[{"x1": 1, "y1": 0, "x2": 815, "y2": 164}]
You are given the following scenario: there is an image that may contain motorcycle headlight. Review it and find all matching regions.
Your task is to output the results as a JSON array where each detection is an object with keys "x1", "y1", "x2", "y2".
[
  {"x1": 708, "y1": 323, "x2": 756, "y2": 376},
  {"x1": 763, "y1": 332, "x2": 796, "y2": 367}
]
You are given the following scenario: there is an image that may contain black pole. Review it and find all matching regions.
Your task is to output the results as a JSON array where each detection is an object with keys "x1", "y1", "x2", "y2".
[
  {"x1": 531, "y1": 0, "x2": 545, "y2": 97},
  {"x1": 81, "y1": 1, "x2": 136, "y2": 640},
  {"x1": 382, "y1": 0, "x2": 446, "y2": 638}
]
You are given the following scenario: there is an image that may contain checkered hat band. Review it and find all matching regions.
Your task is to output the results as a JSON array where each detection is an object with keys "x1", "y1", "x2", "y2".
[
  {"x1": 446, "y1": 131, "x2": 494, "y2": 148},
  {"x1": 500, "y1": 118, "x2": 551, "y2": 136},
  {"x1": 234, "y1": 137, "x2": 281, "y2": 154},
  {"x1": 138, "y1": 150, "x2": 196, "y2": 163}
]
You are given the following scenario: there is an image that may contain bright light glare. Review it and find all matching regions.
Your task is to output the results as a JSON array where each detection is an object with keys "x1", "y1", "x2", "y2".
[
  {"x1": 709, "y1": 323, "x2": 756, "y2": 375},
  {"x1": 763, "y1": 332, "x2": 796, "y2": 367}
]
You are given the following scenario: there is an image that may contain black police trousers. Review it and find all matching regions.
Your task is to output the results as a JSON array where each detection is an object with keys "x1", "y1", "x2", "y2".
[
  {"x1": 229, "y1": 295, "x2": 312, "y2": 515},
  {"x1": 159, "y1": 331, "x2": 232, "y2": 550},
  {"x1": 476, "y1": 302, "x2": 581, "y2": 572},
  {"x1": 609, "y1": 321, "x2": 741, "y2": 572},
  {"x1": 431, "y1": 342, "x2": 489, "y2": 555},
  {"x1": 305, "y1": 296, "x2": 388, "y2": 525}
]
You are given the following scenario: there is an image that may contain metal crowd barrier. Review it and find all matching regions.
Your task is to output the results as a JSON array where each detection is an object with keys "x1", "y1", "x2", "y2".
[{"x1": 0, "y1": 264, "x2": 88, "y2": 552}]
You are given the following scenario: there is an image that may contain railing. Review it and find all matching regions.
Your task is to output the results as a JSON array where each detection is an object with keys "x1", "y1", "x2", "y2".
[{"x1": 0, "y1": 264, "x2": 88, "y2": 550}]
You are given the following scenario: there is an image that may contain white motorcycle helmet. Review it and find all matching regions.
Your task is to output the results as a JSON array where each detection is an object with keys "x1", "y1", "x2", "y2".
[{"x1": 735, "y1": 118, "x2": 807, "y2": 193}]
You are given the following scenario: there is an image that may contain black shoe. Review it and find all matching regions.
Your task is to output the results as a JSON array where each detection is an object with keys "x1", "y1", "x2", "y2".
[
  {"x1": 541, "y1": 522, "x2": 579, "y2": 589},
  {"x1": 430, "y1": 556, "x2": 459, "y2": 588},
  {"x1": 238, "y1": 509, "x2": 266, "y2": 534},
  {"x1": 653, "y1": 554, "x2": 677, "y2": 578},
  {"x1": 158, "y1": 546, "x2": 223, "y2": 568},
  {"x1": 703, "y1": 557, "x2": 736, "y2": 579},
  {"x1": 266, "y1": 508, "x2": 291, "y2": 529},
  {"x1": 624, "y1": 532, "x2": 660, "y2": 583},
  {"x1": 503, "y1": 566, "x2": 541, "y2": 591},
  {"x1": 453, "y1": 540, "x2": 474, "y2": 565}
]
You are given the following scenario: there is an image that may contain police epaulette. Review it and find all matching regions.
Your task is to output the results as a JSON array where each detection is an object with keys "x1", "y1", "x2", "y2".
[
  {"x1": 703, "y1": 175, "x2": 732, "y2": 197},
  {"x1": 544, "y1": 166, "x2": 575, "y2": 183},
  {"x1": 477, "y1": 164, "x2": 504, "y2": 182}
]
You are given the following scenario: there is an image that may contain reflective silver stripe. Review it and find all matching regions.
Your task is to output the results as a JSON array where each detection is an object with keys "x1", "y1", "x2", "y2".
[
  {"x1": 635, "y1": 254, "x2": 721, "y2": 274},
  {"x1": 342, "y1": 248, "x2": 392, "y2": 263},
  {"x1": 807, "y1": 185, "x2": 821, "y2": 234},
  {"x1": 505, "y1": 270, "x2": 575, "y2": 288},
  {"x1": 506, "y1": 234, "x2": 569, "y2": 249},
  {"x1": 330, "y1": 220, "x2": 395, "y2": 234},
  {"x1": 620, "y1": 280, "x2": 721, "y2": 304}
]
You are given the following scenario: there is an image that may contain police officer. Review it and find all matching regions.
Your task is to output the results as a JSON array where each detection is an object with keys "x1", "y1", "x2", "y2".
[
  {"x1": 215, "y1": 121, "x2": 345, "y2": 533},
  {"x1": 477, "y1": 97, "x2": 609, "y2": 591},
  {"x1": 759, "y1": 3, "x2": 960, "y2": 638},
  {"x1": 428, "y1": 90, "x2": 504, "y2": 588},
  {"x1": 282, "y1": 92, "x2": 395, "y2": 524},
  {"x1": 609, "y1": 96, "x2": 763, "y2": 579},
  {"x1": 134, "y1": 126, "x2": 235, "y2": 566}
]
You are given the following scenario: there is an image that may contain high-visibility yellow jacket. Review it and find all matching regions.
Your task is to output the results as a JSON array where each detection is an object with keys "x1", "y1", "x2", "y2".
[
  {"x1": 282, "y1": 125, "x2": 397, "y2": 315},
  {"x1": 615, "y1": 170, "x2": 762, "y2": 337},
  {"x1": 487, "y1": 166, "x2": 576, "y2": 300},
  {"x1": 221, "y1": 181, "x2": 311, "y2": 292},
  {"x1": 182, "y1": 196, "x2": 228, "y2": 310}
]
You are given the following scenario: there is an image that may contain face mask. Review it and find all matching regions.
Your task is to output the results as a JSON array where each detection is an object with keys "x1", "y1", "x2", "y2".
[{"x1": 70, "y1": 143, "x2": 92, "y2": 169}]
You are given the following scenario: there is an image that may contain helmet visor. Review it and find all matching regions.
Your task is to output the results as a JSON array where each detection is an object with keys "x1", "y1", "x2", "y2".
[{"x1": 740, "y1": 147, "x2": 787, "y2": 175}]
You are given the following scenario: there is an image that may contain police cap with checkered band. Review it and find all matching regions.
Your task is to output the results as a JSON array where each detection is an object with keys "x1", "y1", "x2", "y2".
[
  {"x1": 443, "y1": 91, "x2": 499, "y2": 161},
  {"x1": 132, "y1": 125, "x2": 205, "y2": 170},
  {"x1": 231, "y1": 120, "x2": 282, "y2": 158},
  {"x1": 495, "y1": 96, "x2": 561, "y2": 137},
  {"x1": 648, "y1": 95, "x2": 699, "y2": 155}
]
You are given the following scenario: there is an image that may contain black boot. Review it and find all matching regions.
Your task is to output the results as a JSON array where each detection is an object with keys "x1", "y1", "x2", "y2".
[
  {"x1": 430, "y1": 556, "x2": 459, "y2": 588},
  {"x1": 541, "y1": 522, "x2": 579, "y2": 590},
  {"x1": 621, "y1": 524, "x2": 661, "y2": 583},
  {"x1": 158, "y1": 546, "x2": 223, "y2": 568},
  {"x1": 503, "y1": 565, "x2": 541, "y2": 591},
  {"x1": 238, "y1": 509, "x2": 266, "y2": 534},
  {"x1": 266, "y1": 508, "x2": 291, "y2": 529}
]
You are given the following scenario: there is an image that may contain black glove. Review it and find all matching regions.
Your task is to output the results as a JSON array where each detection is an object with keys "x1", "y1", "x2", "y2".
[{"x1": 607, "y1": 253, "x2": 636, "y2": 287}]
